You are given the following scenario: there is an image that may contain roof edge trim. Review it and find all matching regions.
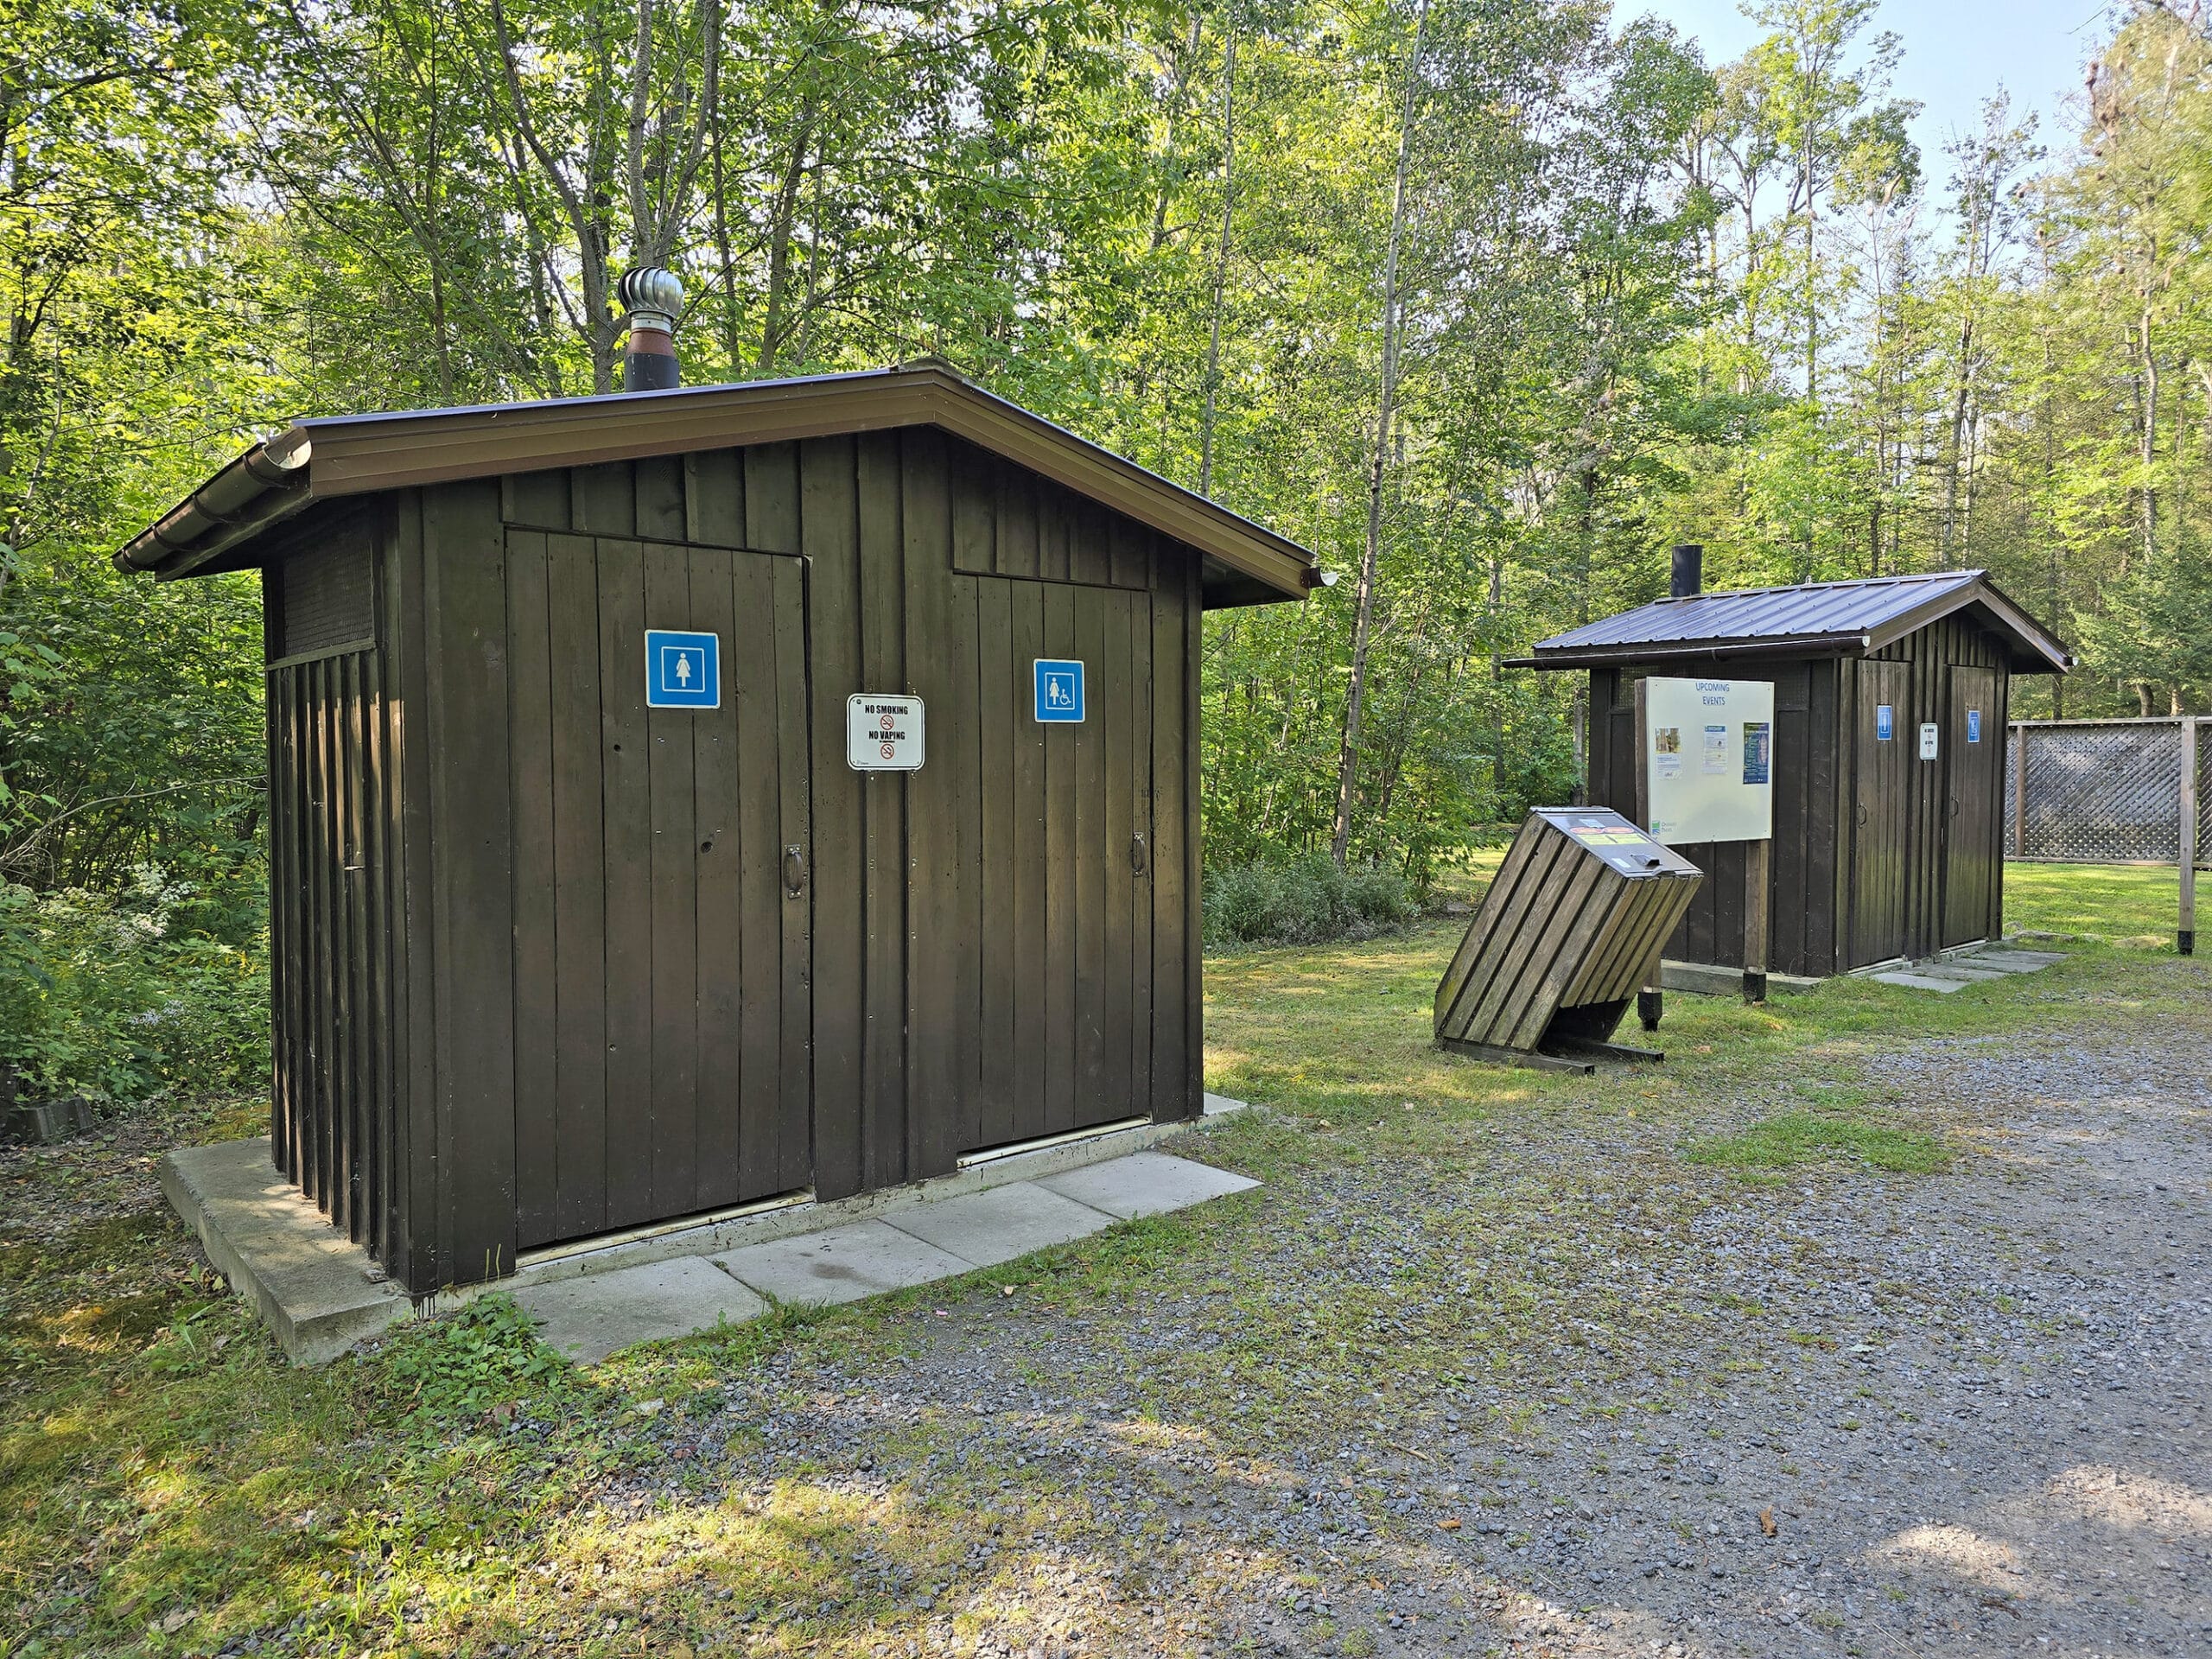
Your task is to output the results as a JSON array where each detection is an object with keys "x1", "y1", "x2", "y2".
[
  {"x1": 113, "y1": 367, "x2": 1317, "y2": 601},
  {"x1": 1523, "y1": 632, "x2": 1874, "y2": 669},
  {"x1": 1861, "y1": 574, "x2": 2071, "y2": 671}
]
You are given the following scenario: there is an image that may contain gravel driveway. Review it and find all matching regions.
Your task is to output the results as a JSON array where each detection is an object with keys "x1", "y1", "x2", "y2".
[
  {"x1": 585, "y1": 1016, "x2": 2212, "y2": 1659},
  {"x1": 12, "y1": 957, "x2": 2206, "y2": 1659}
]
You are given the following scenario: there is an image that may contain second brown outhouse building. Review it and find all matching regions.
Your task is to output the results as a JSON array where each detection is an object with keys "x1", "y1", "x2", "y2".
[
  {"x1": 1521, "y1": 566, "x2": 2070, "y2": 980},
  {"x1": 116, "y1": 365, "x2": 1318, "y2": 1294}
]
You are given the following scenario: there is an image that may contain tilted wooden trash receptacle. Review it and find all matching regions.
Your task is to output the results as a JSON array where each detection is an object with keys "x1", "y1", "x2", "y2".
[{"x1": 1433, "y1": 808, "x2": 1703, "y2": 1071}]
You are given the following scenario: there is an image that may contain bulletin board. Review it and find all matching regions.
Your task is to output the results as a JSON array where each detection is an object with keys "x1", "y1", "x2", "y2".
[{"x1": 1643, "y1": 677, "x2": 1776, "y2": 844}]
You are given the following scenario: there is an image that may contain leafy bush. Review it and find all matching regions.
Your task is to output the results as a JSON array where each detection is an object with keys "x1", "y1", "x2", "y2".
[
  {"x1": 1203, "y1": 855, "x2": 1419, "y2": 950},
  {"x1": 0, "y1": 864, "x2": 269, "y2": 1103}
]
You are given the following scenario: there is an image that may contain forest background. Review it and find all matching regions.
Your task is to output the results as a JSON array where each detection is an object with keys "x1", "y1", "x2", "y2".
[{"x1": 5, "y1": 0, "x2": 2210, "y2": 1097}]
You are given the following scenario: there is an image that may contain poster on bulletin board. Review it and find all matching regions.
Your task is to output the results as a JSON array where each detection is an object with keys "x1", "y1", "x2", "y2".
[{"x1": 1643, "y1": 677, "x2": 1776, "y2": 844}]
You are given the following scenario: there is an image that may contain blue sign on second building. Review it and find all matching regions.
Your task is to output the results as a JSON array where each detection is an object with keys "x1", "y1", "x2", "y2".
[
  {"x1": 1033, "y1": 658, "x2": 1084, "y2": 723},
  {"x1": 645, "y1": 629, "x2": 721, "y2": 709}
]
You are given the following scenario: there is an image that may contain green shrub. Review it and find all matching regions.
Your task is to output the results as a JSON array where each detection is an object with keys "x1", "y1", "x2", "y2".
[
  {"x1": 1203, "y1": 855, "x2": 1419, "y2": 950},
  {"x1": 0, "y1": 865, "x2": 269, "y2": 1103}
]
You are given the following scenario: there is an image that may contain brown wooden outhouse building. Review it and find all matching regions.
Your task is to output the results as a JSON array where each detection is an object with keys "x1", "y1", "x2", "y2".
[
  {"x1": 1520, "y1": 569, "x2": 2070, "y2": 979},
  {"x1": 116, "y1": 365, "x2": 1317, "y2": 1294}
]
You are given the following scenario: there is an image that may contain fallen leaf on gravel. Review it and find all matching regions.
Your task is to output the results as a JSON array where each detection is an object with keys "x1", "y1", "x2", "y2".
[
  {"x1": 1438, "y1": 1517, "x2": 1462, "y2": 1530},
  {"x1": 1759, "y1": 1508, "x2": 1777, "y2": 1537},
  {"x1": 1979, "y1": 1595, "x2": 2021, "y2": 1617}
]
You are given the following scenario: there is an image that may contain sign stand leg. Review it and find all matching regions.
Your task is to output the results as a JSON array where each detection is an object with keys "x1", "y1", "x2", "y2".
[
  {"x1": 2181, "y1": 716, "x2": 2198, "y2": 957},
  {"x1": 1634, "y1": 676, "x2": 1663, "y2": 1031},
  {"x1": 1744, "y1": 836, "x2": 1770, "y2": 1001}
]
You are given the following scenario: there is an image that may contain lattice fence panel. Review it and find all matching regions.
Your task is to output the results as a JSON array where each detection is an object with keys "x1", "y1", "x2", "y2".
[{"x1": 2004, "y1": 719, "x2": 2210, "y2": 866}]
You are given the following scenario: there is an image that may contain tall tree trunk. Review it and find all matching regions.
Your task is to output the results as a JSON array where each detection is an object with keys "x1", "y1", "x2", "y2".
[
  {"x1": 2139, "y1": 302, "x2": 2159, "y2": 565},
  {"x1": 709, "y1": 72, "x2": 741, "y2": 378},
  {"x1": 1198, "y1": 24, "x2": 1236, "y2": 499},
  {"x1": 1329, "y1": 0, "x2": 1428, "y2": 869},
  {"x1": 757, "y1": 105, "x2": 816, "y2": 376}
]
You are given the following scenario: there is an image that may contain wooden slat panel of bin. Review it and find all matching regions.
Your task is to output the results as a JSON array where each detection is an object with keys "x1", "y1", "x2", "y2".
[{"x1": 1434, "y1": 809, "x2": 1702, "y2": 1069}]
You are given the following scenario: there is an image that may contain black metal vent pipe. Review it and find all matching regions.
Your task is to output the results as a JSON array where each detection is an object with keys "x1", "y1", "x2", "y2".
[
  {"x1": 1670, "y1": 543, "x2": 1703, "y2": 599},
  {"x1": 619, "y1": 267, "x2": 684, "y2": 392}
]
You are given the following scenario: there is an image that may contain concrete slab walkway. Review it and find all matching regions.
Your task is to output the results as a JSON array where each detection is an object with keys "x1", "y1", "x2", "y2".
[
  {"x1": 161, "y1": 1097, "x2": 1259, "y2": 1365},
  {"x1": 502, "y1": 1155, "x2": 1259, "y2": 1363},
  {"x1": 508, "y1": 1259, "x2": 767, "y2": 1364},
  {"x1": 1866, "y1": 943, "x2": 2066, "y2": 994}
]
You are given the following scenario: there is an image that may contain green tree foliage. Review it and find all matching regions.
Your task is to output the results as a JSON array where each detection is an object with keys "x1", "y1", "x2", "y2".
[{"x1": 10, "y1": 0, "x2": 2212, "y2": 1095}]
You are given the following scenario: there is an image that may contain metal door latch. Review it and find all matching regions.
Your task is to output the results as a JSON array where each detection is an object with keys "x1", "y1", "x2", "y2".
[
  {"x1": 1130, "y1": 833, "x2": 1147, "y2": 874},
  {"x1": 784, "y1": 845, "x2": 807, "y2": 896}
]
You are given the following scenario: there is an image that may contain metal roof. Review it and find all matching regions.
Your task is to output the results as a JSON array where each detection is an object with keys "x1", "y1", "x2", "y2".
[
  {"x1": 112, "y1": 363, "x2": 1318, "y2": 607},
  {"x1": 1519, "y1": 569, "x2": 2070, "y2": 673}
]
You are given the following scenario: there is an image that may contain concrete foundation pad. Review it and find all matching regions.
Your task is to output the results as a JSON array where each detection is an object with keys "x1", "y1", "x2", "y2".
[
  {"x1": 1974, "y1": 950, "x2": 2066, "y2": 969},
  {"x1": 1868, "y1": 970, "x2": 1974, "y2": 994},
  {"x1": 1038, "y1": 1152, "x2": 1259, "y2": 1219},
  {"x1": 713, "y1": 1219, "x2": 976, "y2": 1306},
  {"x1": 163, "y1": 1099, "x2": 1263, "y2": 1364},
  {"x1": 512, "y1": 1258, "x2": 767, "y2": 1363},
  {"x1": 159, "y1": 1140, "x2": 410, "y2": 1365},
  {"x1": 880, "y1": 1180, "x2": 1114, "y2": 1267}
]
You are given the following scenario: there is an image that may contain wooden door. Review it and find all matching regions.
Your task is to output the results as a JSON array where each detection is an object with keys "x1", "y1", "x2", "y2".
[
  {"x1": 506, "y1": 532, "x2": 813, "y2": 1249},
  {"x1": 1849, "y1": 660, "x2": 1911, "y2": 966},
  {"x1": 957, "y1": 580, "x2": 1154, "y2": 1155},
  {"x1": 1944, "y1": 666, "x2": 2001, "y2": 946}
]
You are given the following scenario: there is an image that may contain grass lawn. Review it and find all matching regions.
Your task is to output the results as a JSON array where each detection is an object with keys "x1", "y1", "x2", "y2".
[
  {"x1": 1, "y1": 860, "x2": 2200, "y2": 1656},
  {"x1": 2002, "y1": 857, "x2": 2196, "y2": 947}
]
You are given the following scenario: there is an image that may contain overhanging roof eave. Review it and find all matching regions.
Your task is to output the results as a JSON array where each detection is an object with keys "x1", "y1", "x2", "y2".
[
  {"x1": 114, "y1": 366, "x2": 1318, "y2": 602},
  {"x1": 1525, "y1": 632, "x2": 1874, "y2": 669},
  {"x1": 1862, "y1": 578, "x2": 2072, "y2": 671}
]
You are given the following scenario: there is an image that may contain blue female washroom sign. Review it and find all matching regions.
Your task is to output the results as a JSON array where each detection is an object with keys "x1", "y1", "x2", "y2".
[
  {"x1": 645, "y1": 629, "x2": 721, "y2": 709},
  {"x1": 1876, "y1": 703, "x2": 1894, "y2": 741},
  {"x1": 1033, "y1": 658, "x2": 1084, "y2": 722}
]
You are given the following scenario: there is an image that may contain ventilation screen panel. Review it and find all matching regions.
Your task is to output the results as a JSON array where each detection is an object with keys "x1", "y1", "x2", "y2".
[{"x1": 269, "y1": 529, "x2": 374, "y2": 660}]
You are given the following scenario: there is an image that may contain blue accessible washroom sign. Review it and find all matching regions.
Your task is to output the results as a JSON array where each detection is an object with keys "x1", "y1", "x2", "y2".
[
  {"x1": 1033, "y1": 658, "x2": 1084, "y2": 722},
  {"x1": 1876, "y1": 703, "x2": 1895, "y2": 741},
  {"x1": 645, "y1": 629, "x2": 721, "y2": 709},
  {"x1": 1968, "y1": 709, "x2": 1982, "y2": 743}
]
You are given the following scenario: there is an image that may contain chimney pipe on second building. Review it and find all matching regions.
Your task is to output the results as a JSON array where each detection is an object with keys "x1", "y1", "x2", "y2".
[
  {"x1": 1670, "y1": 542, "x2": 1703, "y2": 600},
  {"x1": 619, "y1": 267, "x2": 685, "y2": 392}
]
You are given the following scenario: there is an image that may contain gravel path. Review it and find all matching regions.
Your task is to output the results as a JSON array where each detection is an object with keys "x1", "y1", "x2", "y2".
[{"x1": 553, "y1": 1019, "x2": 2212, "y2": 1659}]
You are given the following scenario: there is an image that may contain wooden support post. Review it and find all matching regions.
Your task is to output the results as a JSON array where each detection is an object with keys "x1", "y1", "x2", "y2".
[
  {"x1": 1744, "y1": 836, "x2": 1771, "y2": 1002},
  {"x1": 2012, "y1": 721, "x2": 2028, "y2": 858},
  {"x1": 1633, "y1": 676, "x2": 1663, "y2": 1032},
  {"x1": 2181, "y1": 715, "x2": 2198, "y2": 957}
]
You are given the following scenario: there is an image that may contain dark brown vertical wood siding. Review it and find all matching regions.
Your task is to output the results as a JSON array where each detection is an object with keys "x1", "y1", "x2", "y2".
[
  {"x1": 1588, "y1": 656, "x2": 1839, "y2": 976},
  {"x1": 272, "y1": 429, "x2": 1210, "y2": 1293},
  {"x1": 1586, "y1": 615, "x2": 2017, "y2": 979},
  {"x1": 263, "y1": 531, "x2": 412, "y2": 1279}
]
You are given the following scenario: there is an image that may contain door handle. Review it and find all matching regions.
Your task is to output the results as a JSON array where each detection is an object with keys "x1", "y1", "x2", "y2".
[
  {"x1": 1856, "y1": 801, "x2": 1868, "y2": 826},
  {"x1": 784, "y1": 844, "x2": 807, "y2": 897},
  {"x1": 1130, "y1": 833, "x2": 1148, "y2": 875}
]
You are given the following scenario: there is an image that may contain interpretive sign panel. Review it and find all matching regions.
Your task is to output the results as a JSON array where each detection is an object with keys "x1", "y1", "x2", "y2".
[{"x1": 1643, "y1": 677, "x2": 1776, "y2": 844}]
